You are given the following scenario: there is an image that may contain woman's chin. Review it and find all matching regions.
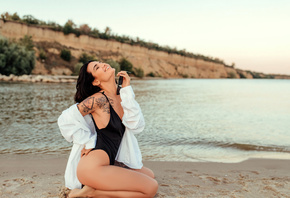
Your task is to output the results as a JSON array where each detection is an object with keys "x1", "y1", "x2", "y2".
[{"x1": 108, "y1": 68, "x2": 116, "y2": 76}]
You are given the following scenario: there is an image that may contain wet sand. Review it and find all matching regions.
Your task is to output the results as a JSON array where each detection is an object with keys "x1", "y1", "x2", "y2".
[{"x1": 0, "y1": 155, "x2": 289, "y2": 198}]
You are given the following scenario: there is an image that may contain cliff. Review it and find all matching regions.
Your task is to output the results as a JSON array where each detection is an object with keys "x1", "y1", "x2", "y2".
[{"x1": 0, "y1": 19, "x2": 286, "y2": 79}]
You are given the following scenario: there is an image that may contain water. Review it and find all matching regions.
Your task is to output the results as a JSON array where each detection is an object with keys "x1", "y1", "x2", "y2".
[{"x1": 1, "y1": 79, "x2": 290, "y2": 163}]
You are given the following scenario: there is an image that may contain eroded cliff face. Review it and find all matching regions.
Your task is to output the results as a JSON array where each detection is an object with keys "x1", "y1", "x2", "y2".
[{"x1": 0, "y1": 20, "x2": 247, "y2": 78}]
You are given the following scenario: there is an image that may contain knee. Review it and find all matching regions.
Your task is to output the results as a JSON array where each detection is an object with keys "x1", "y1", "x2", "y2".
[
  {"x1": 77, "y1": 163, "x2": 101, "y2": 185},
  {"x1": 145, "y1": 167, "x2": 155, "y2": 179},
  {"x1": 144, "y1": 179, "x2": 158, "y2": 198},
  {"x1": 149, "y1": 169, "x2": 155, "y2": 179},
  {"x1": 141, "y1": 167, "x2": 155, "y2": 179}
]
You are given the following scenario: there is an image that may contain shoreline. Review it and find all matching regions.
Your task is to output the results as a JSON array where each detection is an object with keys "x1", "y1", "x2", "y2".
[
  {"x1": 0, "y1": 74, "x2": 166, "y2": 83},
  {"x1": 0, "y1": 155, "x2": 289, "y2": 198},
  {"x1": 1, "y1": 73, "x2": 290, "y2": 84},
  {"x1": 0, "y1": 73, "x2": 290, "y2": 83}
]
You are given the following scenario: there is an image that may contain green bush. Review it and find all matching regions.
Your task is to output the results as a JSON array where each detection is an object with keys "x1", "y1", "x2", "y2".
[
  {"x1": 39, "y1": 48, "x2": 46, "y2": 60},
  {"x1": 181, "y1": 74, "x2": 188, "y2": 78},
  {"x1": 63, "y1": 20, "x2": 75, "y2": 35},
  {"x1": 106, "y1": 59, "x2": 120, "y2": 73},
  {"x1": 79, "y1": 53, "x2": 95, "y2": 64},
  {"x1": 60, "y1": 49, "x2": 71, "y2": 61},
  {"x1": 73, "y1": 62, "x2": 83, "y2": 76},
  {"x1": 239, "y1": 72, "x2": 246, "y2": 78},
  {"x1": 11, "y1": 13, "x2": 20, "y2": 21},
  {"x1": 249, "y1": 71, "x2": 261, "y2": 79},
  {"x1": 146, "y1": 72, "x2": 155, "y2": 77},
  {"x1": 63, "y1": 20, "x2": 81, "y2": 36},
  {"x1": 265, "y1": 74, "x2": 275, "y2": 79},
  {"x1": 1, "y1": 12, "x2": 235, "y2": 67},
  {"x1": 89, "y1": 28, "x2": 100, "y2": 38},
  {"x1": 133, "y1": 67, "x2": 144, "y2": 78},
  {"x1": 118, "y1": 58, "x2": 133, "y2": 72},
  {"x1": 19, "y1": 35, "x2": 34, "y2": 50},
  {"x1": 227, "y1": 71, "x2": 237, "y2": 78},
  {"x1": 22, "y1": 15, "x2": 39, "y2": 25},
  {"x1": 0, "y1": 36, "x2": 35, "y2": 75}
]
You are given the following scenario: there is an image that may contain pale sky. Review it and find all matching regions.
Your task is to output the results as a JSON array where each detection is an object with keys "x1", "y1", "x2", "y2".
[{"x1": 1, "y1": 0, "x2": 290, "y2": 75}]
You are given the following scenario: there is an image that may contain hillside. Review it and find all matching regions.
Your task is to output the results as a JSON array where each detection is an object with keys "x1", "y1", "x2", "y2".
[{"x1": 0, "y1": 19, "x2": 288, "y2": 79}]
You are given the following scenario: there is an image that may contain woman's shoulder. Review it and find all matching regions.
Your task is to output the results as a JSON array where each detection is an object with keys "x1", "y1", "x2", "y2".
[
  {"x1": 89, "y1": 91, "x2": 109, "y2": 107},
  {"x1": 77, "y1": 91, "x2": 108, "y2": 116},
  {"x1": 91, "y1": 91, "x2": 105, "y2": 98}
]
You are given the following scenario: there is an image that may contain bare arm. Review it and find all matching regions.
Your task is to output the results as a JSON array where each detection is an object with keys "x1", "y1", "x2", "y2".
[{"x1": 77, "y1": 93, "x2": 108, "y2": 116}]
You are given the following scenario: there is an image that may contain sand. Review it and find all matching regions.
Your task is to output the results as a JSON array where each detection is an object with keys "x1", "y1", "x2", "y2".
[{"x1": 0, "y1": 154, "x2": 289, "y2": 198}]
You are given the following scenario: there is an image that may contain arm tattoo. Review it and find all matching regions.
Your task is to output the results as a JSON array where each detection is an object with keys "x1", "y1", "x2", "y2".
[
  {"x1": 94, "y1": 96, "x2": 110, "y2": 114},
  {"x1": 79, "y1": 94, "x2": 114, "y2": 115},
  {"x1": 81, "y1": 96, "x2": 95, "y2": 113}
]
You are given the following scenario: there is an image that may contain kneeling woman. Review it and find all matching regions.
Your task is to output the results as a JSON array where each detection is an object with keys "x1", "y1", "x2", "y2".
[{"x1": 58, "y1": 61, "x2": 158, "y2": 198}]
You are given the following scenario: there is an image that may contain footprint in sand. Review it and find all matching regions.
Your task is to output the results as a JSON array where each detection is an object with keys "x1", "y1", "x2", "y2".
[{"x1": 206, "y1": 176, "x2": 221, "y2": 184}]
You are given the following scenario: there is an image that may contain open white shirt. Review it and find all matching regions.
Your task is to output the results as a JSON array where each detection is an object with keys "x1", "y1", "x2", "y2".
[{"x1": 58, "y1": 86, "x2": 145, "y2": 189}]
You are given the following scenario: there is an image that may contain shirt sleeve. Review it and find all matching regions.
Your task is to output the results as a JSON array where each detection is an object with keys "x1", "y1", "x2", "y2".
[
  {"x1": 120, "y1": 86, "x2": 145, "y2": 134},
  {"x1": 57, "y1": 104, "x2": 96, "y2": 149}
]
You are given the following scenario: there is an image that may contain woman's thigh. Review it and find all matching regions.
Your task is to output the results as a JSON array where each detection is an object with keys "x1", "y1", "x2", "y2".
[
  {"x1": 77, "y1": 150, "x2": 157, "y2": 193},
  {"x1": 132, "y1": 166, "x2": 155, "y2": 179},
  {"x1": 114, "y1": 161, "x2": 155, "y2": 179}
]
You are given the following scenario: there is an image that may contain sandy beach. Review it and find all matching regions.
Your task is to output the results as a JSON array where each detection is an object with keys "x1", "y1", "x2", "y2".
[{"x1": 0, "y1": 155, "x2": 289, "y2": 198}]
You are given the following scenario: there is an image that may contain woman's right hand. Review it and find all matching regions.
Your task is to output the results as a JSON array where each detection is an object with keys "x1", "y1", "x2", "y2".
[{"x1": 81, "y1": 148, "x2": 93, "y2": 157}]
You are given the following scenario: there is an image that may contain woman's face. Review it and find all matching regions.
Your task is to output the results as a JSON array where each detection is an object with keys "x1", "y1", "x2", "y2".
[{"x1": 87, "y1": 61, "x2": 115, "y2": 86}]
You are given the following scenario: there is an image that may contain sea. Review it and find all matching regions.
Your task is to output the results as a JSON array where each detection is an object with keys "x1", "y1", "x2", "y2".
[{"x1": 1, "y1": 79, "x2": 290, "y2": 163}]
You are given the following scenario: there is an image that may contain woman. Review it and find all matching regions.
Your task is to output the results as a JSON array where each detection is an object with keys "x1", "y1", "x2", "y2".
[{"x1": 58, "y1": 60, "x2": 158, "y2": 198}]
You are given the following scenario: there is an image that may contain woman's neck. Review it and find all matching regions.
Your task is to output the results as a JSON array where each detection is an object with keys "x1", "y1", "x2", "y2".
[{"x1": 100, "y1": 79, "x2": 118, "y2": 96}]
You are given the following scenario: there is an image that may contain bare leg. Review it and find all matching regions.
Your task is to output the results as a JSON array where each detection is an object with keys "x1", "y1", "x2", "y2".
[
  {"x1": 74, "y1": 150, "x2": 158, "y2": 198},
  {"x1": 132, "y1": 166, "x2": 155, "y2": 179},
  {"x1": 70, "y1": 185, "x2": 156, "y2": 198},
  {"x1": 68, "y1": 186, "x2": 94, "y2": 198},
  {"x1": 114, "y1": 160, "x2": 155, "y2": 179}
]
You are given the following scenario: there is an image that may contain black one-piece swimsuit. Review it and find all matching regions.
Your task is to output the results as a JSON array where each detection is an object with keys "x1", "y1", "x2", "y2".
[{"x1": 90, "y1": 91, "x2": 126, "y2": 165}]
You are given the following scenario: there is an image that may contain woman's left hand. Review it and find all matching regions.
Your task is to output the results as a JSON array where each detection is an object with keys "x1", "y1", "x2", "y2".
[{"x1": 117, "y1": 71, "x2": 131, "y2": 88}]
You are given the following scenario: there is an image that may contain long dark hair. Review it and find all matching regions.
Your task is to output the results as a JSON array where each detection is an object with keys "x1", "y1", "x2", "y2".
[{"x1": 74, "y1": 60, "x2": 101, "y2": 103}]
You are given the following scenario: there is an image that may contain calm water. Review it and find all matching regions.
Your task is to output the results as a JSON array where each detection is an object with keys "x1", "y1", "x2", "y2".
[{"x1": 1, "y1": 79, "x2": 290, "y2": 163}]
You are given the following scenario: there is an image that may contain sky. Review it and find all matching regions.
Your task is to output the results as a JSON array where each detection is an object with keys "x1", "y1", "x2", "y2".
[{"x1": 1, "y1": 0, "x2": 290, "y2": 75}]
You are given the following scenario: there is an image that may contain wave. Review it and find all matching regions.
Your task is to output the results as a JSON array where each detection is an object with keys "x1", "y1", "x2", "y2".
[
  {"x1": 157, "y1": 138, "x2": 290, "y2": 153},
  {"x1": 0, "y1": 147, "x2": 71, "y2": 155}
]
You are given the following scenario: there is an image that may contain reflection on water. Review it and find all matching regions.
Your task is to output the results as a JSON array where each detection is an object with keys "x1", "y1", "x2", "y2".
[
  {"x1": 1, "y1": 79, "x2": 290, "y2": 162},
  {"x1": 0, "y1": 82, "x2": 75, "y2": 155}
]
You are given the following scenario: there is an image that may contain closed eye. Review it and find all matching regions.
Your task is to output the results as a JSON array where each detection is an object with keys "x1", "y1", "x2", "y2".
[{"x1": 93, "y1": 64, "x2": 99, "y2": 70}]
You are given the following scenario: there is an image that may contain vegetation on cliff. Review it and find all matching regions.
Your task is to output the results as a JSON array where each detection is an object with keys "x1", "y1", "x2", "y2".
[
  {"x1": 0, "y1": 35, "x2": 35, "y2": 75},
  {"x1": 1, "y1": 12, "x2": 288, "y2": 79},
  {"x1": 1, "y1": 12, "x2": 233, "y2": 67}
]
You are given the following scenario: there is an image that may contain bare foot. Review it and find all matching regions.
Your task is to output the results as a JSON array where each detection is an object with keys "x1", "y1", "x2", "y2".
[{"x1": 68, "y1": 186, "x2": 95, "y2": 198}]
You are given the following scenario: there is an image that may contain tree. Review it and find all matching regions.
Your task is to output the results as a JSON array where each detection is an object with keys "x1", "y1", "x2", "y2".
[
  {"x1": 22, "y1": 15, "x2": 39, "y2": 25},
  {"x1": 105, "y1": 26, "x2": 111, "y2": 35},
  {"x1": 90, "y1": 28, "x2": 100, "y2": 38},
  {"x1": 79, "y1": 24, "x2": 91, "y2": 35},
  {"x1": 1, "y1": 12, "x2": 11, "y2": 21},
  {"x1": 63, "y1": 20, "x2": 76, "y2": 35},
  {"x1": 11, "y1": 12, "x2": 20, "y2": 21},
  {"x1": 0, "y1": 36, "x2": 35, "y2": 75}
]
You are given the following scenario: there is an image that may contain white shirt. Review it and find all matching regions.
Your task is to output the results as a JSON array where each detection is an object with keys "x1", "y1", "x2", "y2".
[{"x1": 58, "y1": 86, "x2": 145, "y2": 189}]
